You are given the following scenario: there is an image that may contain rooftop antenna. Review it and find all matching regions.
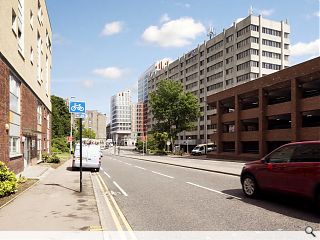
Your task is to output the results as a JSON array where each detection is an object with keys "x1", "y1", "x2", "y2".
[
  {"x1": 249, "y1": 6, "x2": 253, "y2": 15},
  {"x1": 207, "y1": 25, "x2": 215, "y2": 40}
]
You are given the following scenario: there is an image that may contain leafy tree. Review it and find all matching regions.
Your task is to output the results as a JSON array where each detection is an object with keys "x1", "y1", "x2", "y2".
[
  {"x1": 74, "y1": 120, "x2": 96, "y2": 140},
  {"x1": 51, "y1": 95, "x2": 70, "y2": 138},
  {"x1": 153, "y1": 132, "x2": 168, "y2": 151},
  {"x1": 150, "y1": 80, "x2": 200, "y2": 140}
]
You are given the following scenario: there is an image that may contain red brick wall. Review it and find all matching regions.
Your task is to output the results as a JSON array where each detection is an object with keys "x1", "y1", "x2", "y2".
[{"x1": 0, "y1": 58, "x2": 10, "y2": 167}]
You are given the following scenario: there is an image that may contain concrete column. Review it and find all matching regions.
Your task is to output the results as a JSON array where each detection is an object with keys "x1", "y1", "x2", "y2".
[
  {"x1": 235, "y1": 95, "x2": 241, "y2": 155},
  {"x1": 258, "y1": 88, "x2": 267, "y2": 157},
  {"x1": 216, "y1": 100, "x2": 223, "y2": 153},
  {"x1": 291, "y1": 78, "x2": 301, "y2": 141}
]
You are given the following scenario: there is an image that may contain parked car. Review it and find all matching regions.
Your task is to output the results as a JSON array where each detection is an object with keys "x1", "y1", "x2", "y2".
[
  {"x1": 72, "y1": 144, "x2": 101, "y2": 172},
  {"x1": 240, "y1": 141, "x2": 320, "y2": 209}
]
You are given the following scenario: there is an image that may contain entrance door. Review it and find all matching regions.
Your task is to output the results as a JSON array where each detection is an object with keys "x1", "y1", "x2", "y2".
[{"x1": 23, "y1": 137, "x2": 30, "y2": 168}]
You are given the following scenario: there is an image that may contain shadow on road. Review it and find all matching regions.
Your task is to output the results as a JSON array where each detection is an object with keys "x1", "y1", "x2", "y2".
[
  {"x1": 223, "y1": 188, "x2": 320, "y2": 223},
  {"x1": 66, "y1": 167, "x2": 94, "y2": 172}
]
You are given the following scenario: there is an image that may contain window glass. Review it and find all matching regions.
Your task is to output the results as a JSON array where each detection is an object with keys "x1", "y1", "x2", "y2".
[
  {"x1": 291, "y1": 144, "x2": 320, "y2": 162},
  {"x1": 267, "y1": 145, "x2": 296, "y2": 163}
]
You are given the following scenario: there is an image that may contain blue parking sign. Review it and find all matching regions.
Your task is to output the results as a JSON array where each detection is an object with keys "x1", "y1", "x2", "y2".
[{"x1": 69, "y1": 101, "x2": 86, "y2": 113}]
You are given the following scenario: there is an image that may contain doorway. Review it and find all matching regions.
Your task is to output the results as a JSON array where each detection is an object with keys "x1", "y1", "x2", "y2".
[{"x1": 23, "y1": 137, "x2": 31, "y2": 168}]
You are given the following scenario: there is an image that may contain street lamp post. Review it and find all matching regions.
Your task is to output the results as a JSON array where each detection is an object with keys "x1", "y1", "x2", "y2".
[{"x1": 187, "y1": 137, "x2": 191, "y2": 154}]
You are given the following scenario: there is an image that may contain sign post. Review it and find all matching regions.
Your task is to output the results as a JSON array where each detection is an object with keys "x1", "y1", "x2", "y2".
[{"x1": 69, "y1": 101, "x2": 86, "y2": 192}]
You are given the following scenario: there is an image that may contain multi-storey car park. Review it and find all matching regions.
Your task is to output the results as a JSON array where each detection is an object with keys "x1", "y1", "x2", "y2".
[
  {"x1": 207, "y1": 57, "x2": 320, "y2": 160},
  {"x1": 147, "y1": 14, "x2": 290, "y2": 150}
]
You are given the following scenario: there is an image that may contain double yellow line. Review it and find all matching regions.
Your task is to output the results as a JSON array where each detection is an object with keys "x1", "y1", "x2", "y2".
[{"x1": 95, "y1": 173, "x2": 137, "y2": 240}]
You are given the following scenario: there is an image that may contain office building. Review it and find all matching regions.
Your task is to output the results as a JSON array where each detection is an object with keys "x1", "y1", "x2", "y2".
[
  {"x1": 84, "y1": 110, "x2": 107, "y2": 146},
  {"x1": 138, "y1": 59, "x2": 171, "y2": 138},
  {"x1": 148, "y1": 14, "x2": 290, "y2": 148},
  {"x1": 207, "y1": 57, "x2": 320, "y2": 160},
  {"x1": 110, "y1": 90, "x2": 132, "y2": 145},
  {"x1": 0, "y1": 0, "x2": 52, "y2": 173}
]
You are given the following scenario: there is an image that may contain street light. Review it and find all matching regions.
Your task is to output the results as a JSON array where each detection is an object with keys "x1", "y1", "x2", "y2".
[{"x1": 187, "y1": 137, "x2": 191, "y2": 154}]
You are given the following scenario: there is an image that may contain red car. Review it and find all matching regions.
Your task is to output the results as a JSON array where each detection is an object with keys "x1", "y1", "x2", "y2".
[{"x1": 240, "y1": 141, "x2": 320, "y2": 208}]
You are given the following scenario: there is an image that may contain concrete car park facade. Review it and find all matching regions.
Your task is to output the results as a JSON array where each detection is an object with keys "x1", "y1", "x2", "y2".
[{"x1": 207, "y1": 57, "x2": 320, "y2": 160}]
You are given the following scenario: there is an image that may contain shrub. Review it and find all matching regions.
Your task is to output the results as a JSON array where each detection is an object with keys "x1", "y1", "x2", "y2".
[
  {"x1": 0, "y1": 161, "x2": 17, "y2": 198},
  {"x1": 42, "y1": 152, "x2": 50, "y2": 162},
  {"x1": 47, "y1": 154, "x2": 60, "y2": 164},
  {"x1": 52, "y1": 137, "x2": 69, "y2": 153}
]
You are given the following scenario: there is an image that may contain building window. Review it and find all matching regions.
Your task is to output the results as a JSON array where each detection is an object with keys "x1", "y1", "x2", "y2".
[
  {"x1": 9, "y1": 75, "x2": 21, "y2": 157},
  {"x1": 30, "y1": 10, "x2": 34, "y2": 29},
  {"x1": 12, "y1": 9, "x2": 17, "y2": 35},
  {"x1": 30, "y1": 47, "x2": 34, "y2": 64},
  {"x1": 37, "y1": 104, "x2": 42, "y2": 125},
  {"x1": 37, "y1": 31, "x2": 41, "y2": 83}
]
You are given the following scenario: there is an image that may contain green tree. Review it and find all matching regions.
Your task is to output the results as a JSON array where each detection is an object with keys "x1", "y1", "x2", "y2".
[
  {"x1": 51, "y1": 95, "x2": 70, "y2": 138},
  {"x1": 74, "y1": 120, "x2": 96, "y2": 140},
  {"x1": 150, "y1": 80, "x2": 200, "y2": 140}
]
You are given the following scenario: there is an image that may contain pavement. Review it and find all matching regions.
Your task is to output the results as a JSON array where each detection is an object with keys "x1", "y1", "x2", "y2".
[
  {"x1": 0, "y1": 159, "x2": 101, "y2": 231},
  {"x1": 0, "y1": 149, "x2": 245, "y2": 233}
]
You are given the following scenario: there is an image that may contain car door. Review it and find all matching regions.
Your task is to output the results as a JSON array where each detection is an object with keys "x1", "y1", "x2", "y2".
[
  {"x1": 255, "y1": 145, "x2": 296, "y2": 191},
  {"x1": 285, "y1": 144, "x2": 320, "y2": 197}
]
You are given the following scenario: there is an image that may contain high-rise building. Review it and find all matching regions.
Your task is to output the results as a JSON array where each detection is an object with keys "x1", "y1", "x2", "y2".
[
  {"x1": 84, "y1": 110, "x2": 107, "y2": 145},
  {"x1": 110, "y1": 90, "x2": 132, "y2": 145},
  {"x1": 138, "y1": 59, "x2": 171, "y2": 138},
  {"x1": 148, "y1": 14, "x2": 290, "y2": 148},
  {"x1": 0, "y1": 0, "x2": 52, "y2": 173}
]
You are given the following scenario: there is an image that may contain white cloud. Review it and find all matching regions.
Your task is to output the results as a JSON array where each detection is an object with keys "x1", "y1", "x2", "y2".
[
  {"x1": 160, "y1": 13, "x2": 170, "y2": 23},
  {"x1": 314, "y1": 11, "x2": 320, "y2": 17},
  {"x1": 93, "y1": 67, "x2": 128, "y2": 80},
  {"x1": 82, "y1": 80, "x2": 94, "y2": 88},
  {"x1": 291, "y1": 39, "x2": 320, "y2": 56},
  {"x1": 258, "y1": 9, "x2": 275, "y2": 16},
  {"x1": 142, "y1": 17, "x2": 205, "y2": 48},
  {"x1": 175, "y1": 2, "x2": 191, "y2": 8},
  {"x1": 101, "y1": 21, "x2": 124, "y2": 36}
]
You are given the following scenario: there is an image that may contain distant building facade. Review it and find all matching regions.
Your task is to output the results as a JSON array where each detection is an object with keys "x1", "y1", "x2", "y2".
[
  {"x1": 148, "y1": 14, "x2": 290, "y2": 148},
  {"x1": 138, "y1": 59, "x2": 171, "y2": 139},
  {"x1": 110, "y1": 90, "x2": 132, "y2": 145},
  {"x1": 84, "y1": 110, "x2": 107, "y2": 145},
  {"x1": 207, "y1": 57, "x2": 320, "y2": 160},
  {"x1": 0, "y1": 0, "x2": 52, "y2": 173}
]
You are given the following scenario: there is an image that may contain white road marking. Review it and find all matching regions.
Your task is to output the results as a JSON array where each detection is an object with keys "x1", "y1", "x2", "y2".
[
  {"x1": 123, "y1": 162, "x2": 132, "y2": 166},
  {"x1": 101, "y1": 167, "x2": 104, "y2": 171},
  {"x1": 151, "y1": 171, "x2": 174, "y2": 179},
  {"x1": 113, "y1": 181, "x2": 128, "y2": 197},
  {"x1": 103, "y1": 171, "x2": 111, "y2": 179},
  {"x1": 134, "y1": 166, "x2": 146, "y2": 170},
  {"x1": 186, "y1": 182, "x2": 242, "y2": 200}
]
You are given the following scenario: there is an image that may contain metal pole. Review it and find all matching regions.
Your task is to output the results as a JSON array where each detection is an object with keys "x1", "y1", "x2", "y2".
[
  {"x1": 187, "y1": 139, "x2": 189, "y2": 154},
  {"x1": 145, "y1": 128, "x2": 148, "y2": 155},
  {"x1": 70, "y1": 113, "x2": 73, "y2": 155},
  {"x1": 79, "y1": 118, "x2": 83, "y2": 193}
]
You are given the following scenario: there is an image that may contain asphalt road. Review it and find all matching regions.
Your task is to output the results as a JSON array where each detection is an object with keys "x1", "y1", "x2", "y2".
[{"x1": 98, "y1": 151, "x2": 319, "y2": 231}]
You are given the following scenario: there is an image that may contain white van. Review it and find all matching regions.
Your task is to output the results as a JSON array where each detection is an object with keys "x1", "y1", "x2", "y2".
[
  {"x1": 191, "y1": 143, "x2": 216, "y2": 155},
  {"x1": 72, "y1": 144, "x2": 101, "y2": 172}
]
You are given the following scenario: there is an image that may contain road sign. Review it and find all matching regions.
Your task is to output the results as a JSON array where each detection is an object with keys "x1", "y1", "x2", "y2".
[
  {"x1": 69, "y1": 101, "x2": 86, "y2": 113},
  {"x1": 67, "y1": 136, "x2": 74, "y2": 142},
  {"x1": 166, "y1": 141, "x2": 171, "y2": 146},
  {"x1": 74, "y1": 113, "x2": 86, "y2": 119}
]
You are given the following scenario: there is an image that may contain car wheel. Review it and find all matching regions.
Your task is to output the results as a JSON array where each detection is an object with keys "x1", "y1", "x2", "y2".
[{"x1": 242, "y1": 175, "x2": 258, "y2": 197}]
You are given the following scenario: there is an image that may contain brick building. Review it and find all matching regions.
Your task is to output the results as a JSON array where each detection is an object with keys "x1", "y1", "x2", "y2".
[
  {"x1": 207, "y1": 57, "x2": 320, "y2": 160},
  {"x1": 0, "y1": 0, "x2": 52, "y2": 173}
]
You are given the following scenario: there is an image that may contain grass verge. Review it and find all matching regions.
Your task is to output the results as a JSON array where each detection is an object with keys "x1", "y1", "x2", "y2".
[{"x1": 40, "y1": 152, "x2": 71, "y2": 169}]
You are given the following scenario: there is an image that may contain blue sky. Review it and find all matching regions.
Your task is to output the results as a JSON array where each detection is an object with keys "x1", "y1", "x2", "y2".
[{"x1": 47, "y1": 0, "x2": 320, "y2": 118}]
